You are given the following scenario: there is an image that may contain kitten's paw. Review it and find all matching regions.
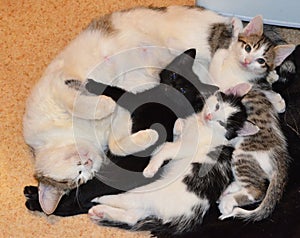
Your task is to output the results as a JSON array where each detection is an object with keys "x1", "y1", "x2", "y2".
[
  {"x1": 266, "y1": 70, "x2": 279, "y2": 84},
  {"x1": 143, "y1": 164, "x2": 160, "y2": 178},
  {"x1": 134, "y1": 129, "x2": 159, "y2": 147},
  {"x1": 95, "y1": 95, "x2": 116, "y2": 119},
  {"x1": 267, "y1": 92, "x2": 286, "y2": 113},
  {"x1": 88, "y1": 205, "x2": 110, "y2": 222},
  {"x1": 24, "y1": 186, "x2": 42, "y2": 212},
  {"x1": 24, "y1": 186, "x2": 38, "y2": 199},
  {"x1": 173, "y1": 119, "x2": 184, "y2": 140},
  {"x1": 218, "y1": 194, "x2": 238, "y2": 217}
]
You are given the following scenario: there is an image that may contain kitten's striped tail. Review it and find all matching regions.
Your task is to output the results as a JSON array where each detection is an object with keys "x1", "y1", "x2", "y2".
[{"x1": 230, "y1": 150, "x2": 289, "y2": 221}]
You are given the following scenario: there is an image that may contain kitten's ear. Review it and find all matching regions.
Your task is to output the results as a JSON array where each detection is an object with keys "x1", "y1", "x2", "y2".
[
  {"x1": 224, "y1": 83, "x2": 252, "y2": 97},
  {"x1": 177, "y1": 48, "x2": 196, "y2": 66},
  {"x1": 183, "y1": 49, "x2": 196, "y2": 59},
  {"x1": 243, "y1": 15, "x2": 263, "y2": 36},
  {"x1": 38, "y1": 182, "x2": 64, "y2": 215},
  {"x1": 273, "y1": 44, "x2": 296, "y2": 67},
  {"x1": 238, "y1": 121, "x2": 260, "y2": 137}
]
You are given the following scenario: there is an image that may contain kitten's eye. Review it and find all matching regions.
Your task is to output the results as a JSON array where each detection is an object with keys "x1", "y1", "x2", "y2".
[
  {"x1": 215, "y1": 103, "x2": 220, "y2": 111},
  {"x1": 79, "y1": 171, "x2": 82, "y2": 175},
  {"x1": 179, "y1": 87, "x2": 186, "y2": 94},
  {"x1": 256, "y1": 58, "x2": 265, "y2": 64},
  {"x1": 170, "y1": 72, "x2": 177, "y2": 80},
  {"x1": 245, "y1": 44, "x2": 251, "y2": 53}
]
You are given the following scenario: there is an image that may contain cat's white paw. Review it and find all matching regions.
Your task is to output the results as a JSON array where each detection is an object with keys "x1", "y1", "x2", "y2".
[
  {"x1": 268, "y1": 93, "x2": 286, "y2": 113},
  {"x1": 143, "y1": 163, "x2": 160, "y2": 178},
  {"x1": 134, "y1": 129, "x2": 159, "y2": 147},
  {"x1": 95, "y1": 95, "x2": 116, "y2": 118},
  {"x1": 266, "y1": 70, "x2": 279, "y2": 84},
  {"x1": 218, "y1": 194, "x2": 238, "y2": 217},
  {"x1": 88, "y1": 205, "x2": 112, "y2": 222}
]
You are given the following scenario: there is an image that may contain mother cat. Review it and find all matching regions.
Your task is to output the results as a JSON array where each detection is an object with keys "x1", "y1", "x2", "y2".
[{"x1": 23, "y1": 5, "x2": 242, "y2": 202}]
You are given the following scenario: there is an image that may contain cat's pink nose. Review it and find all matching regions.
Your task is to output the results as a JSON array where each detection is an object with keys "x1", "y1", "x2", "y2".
[
  {"x1": 244, "y1": 58, "x2": 251, "y2": 65},
  {"x1": 205, "y1": 113, "x2": 212, "y2": 121}
]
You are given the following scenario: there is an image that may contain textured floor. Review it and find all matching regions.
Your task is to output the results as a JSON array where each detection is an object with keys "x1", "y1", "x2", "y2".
[{"x1": 1, "y1": 1, "x2": 299, "y2": 237}]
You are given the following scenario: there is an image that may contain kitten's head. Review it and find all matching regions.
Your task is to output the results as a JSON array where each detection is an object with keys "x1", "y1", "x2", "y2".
[
  {"x1": 160, "y1": 49, "x2": 219, "y2": 111},
  {"x1": 232, "y1": 15, "x2": 295, "y2": 77},
  {"x1": 203, "y1": 83, "x2": 258, "y2": 139},
  {"x1": 34, "y1": 142, "x2": 102, "y2": 214}
]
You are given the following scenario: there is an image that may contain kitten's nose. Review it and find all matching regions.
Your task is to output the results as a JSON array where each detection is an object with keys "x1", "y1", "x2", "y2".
[
  {"x1": 205, "y1": 113, "x2": 212, "y2": 121},
  {"x1": 244, "y1": 58, "x2": 251, "y2": 65}
]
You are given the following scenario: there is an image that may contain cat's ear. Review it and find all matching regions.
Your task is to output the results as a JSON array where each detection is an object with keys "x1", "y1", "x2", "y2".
[
  {"x1": 273, "y1": 44, "x2": 296, "y2": 67},
  {"x1": 224, "y1": 83, "x2": 252, "y2": 97},
  {"x1": 243, "y1": 15, "x2": 263, "y2": 36},
  {"x1": 238, "y1": 121, "x2": 260, "y2": 137},
  {"x1": 38, "y1": 182, "x2": 64, "y2": 215}
]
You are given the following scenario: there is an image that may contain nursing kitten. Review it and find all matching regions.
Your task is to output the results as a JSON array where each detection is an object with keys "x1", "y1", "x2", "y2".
[
  {"x1": 208, "y1": 15, "x2": 295, "y2": 113},
  {"x1": 88, "y1": 84, "x2": 258, "y2": 236},
  {"x1": 82, "y1": 49, "x2": 217, "y2": 157},
  {"x1": 206, "y1": 16, "x2": 292, "y2": 221},
  {"x1": 23, "y1": 5, "x2": 242, "y2": 214}
]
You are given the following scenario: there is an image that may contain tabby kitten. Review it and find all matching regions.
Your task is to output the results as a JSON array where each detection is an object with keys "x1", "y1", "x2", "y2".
[
  {"x1": 88, "y1": 84, "x2": 258, "y2": 236},
  {"x1": 218, "y1": 88, "x2": 290, "y2": 221},
  {"x1": 208, "y1": 15, "x2": 295, "y2": 113},
  {"x1": 206, "y1": 16, "x2": 292, "y2": 221}
]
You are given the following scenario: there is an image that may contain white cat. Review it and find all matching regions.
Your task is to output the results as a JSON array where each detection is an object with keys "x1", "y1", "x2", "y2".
[{"x1": 23, "y1": 5, "x2": 242, "y2": 214}]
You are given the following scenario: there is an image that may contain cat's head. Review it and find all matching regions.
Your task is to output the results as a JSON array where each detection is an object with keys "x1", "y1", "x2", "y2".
[
  {"x1": 34, "y1": 142, "x2": 102, "y2": 214},
  {"x1": 160, "y1": 49, "x2": 219, "y2": 111},
  {"x1": 232, "y1": 15, "x2": 295, "y2": 77},
  {"x1": 203, "y1": 83, "x2": 259, "y2": 140}
]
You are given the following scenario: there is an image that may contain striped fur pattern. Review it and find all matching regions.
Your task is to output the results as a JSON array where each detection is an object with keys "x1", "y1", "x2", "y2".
[{"x1": 218, "y1": 89, "x2": 290, "y2": 221}]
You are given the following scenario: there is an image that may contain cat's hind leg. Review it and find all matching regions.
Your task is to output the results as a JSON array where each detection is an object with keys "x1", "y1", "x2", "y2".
[{"x1": 89, "y1": 204, "x2": 144, "y2": 226}]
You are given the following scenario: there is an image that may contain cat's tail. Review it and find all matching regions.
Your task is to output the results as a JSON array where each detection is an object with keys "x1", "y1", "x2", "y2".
[{"x1": 227, "y1": 149, "x2": 290, "y2": 221}]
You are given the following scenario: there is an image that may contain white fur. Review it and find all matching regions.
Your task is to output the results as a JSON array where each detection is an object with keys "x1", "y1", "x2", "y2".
[
  {"x1": 23, "y1": 6, "x2": 238, "y2": 187},
  {"x1": 89, "y1": 107, "x2": 228, "y2": 226}
]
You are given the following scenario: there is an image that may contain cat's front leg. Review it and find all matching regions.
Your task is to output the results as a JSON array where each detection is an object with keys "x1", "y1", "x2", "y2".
[
  {"x1": 143, "y1": 140, "x2": 187, "y2": 178},
  {"x1": 64, "y1": 79, "x2": 117, "y2": 120},
  {"x1": 71, "y1": 95, "x2": 117, "y2": 120},
  {"x1": 263, "y1": 91, "x2": 286, "y2": 113}
]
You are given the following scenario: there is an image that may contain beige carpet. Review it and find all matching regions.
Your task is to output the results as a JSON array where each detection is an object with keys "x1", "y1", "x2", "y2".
[
  {"x1": 1, "y1": 1, "x2": 299, "y2": 237},
  {"x1": 0, "y1": 1, "x2": 193, "y2": 237}
]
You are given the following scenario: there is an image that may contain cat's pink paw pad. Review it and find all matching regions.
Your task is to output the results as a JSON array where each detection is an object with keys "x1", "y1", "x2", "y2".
[{"x1": 88, "y1": 206, "x2": 106, "y2": 221}]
